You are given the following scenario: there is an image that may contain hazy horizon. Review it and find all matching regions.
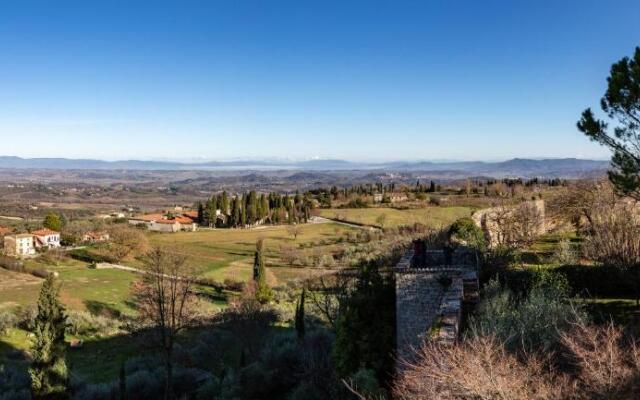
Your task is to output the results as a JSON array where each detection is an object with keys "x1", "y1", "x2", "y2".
[
  {"x1": 0, "y1": 154, "x2": 611, "y2": 164},
  {"x1": 1, "y1": 1, "x2": 639, "y2": 160}
]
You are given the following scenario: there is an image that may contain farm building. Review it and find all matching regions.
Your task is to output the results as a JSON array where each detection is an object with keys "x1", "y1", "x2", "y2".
[
  {"x1": 128, "y1": 213, "x2": 198, "y2": 232},
  {"x1": 82, "y1": 231, "x2": 110, "y2": 243},
  {"x1": 32, "y1": 228, "x2": 61, "y2": 249},
  {"x1": 4, "y1": 234, "x2": 36, "y2": 256}
]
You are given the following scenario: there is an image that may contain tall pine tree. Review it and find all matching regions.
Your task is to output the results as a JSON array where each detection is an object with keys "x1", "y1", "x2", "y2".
[{"x1": 30, "y1": 274, "x2": 68, "y2": 400}]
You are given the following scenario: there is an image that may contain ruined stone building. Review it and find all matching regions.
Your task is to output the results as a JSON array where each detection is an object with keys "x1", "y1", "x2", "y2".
[{"x1": 472, "y1": 199, "x2": 546, "y2": 247}]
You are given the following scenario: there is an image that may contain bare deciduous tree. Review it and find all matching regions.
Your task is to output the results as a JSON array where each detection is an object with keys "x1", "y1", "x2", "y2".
[
  {"x1": 394, "y1": 335, "x2": 564, "y2": 400},
  {"x1": 561, "y1": 322, "x2": 640, "y2": 398},
  {"x1": 132, "y1": 247, "x2": 199, "y2": 400},
  {"x1": 485, "y1": 201, "x2": 543, "y2": 247},
  {"x1": 395, "y1": 320, "x2": 640, "y2": 400},
  {"x1": 547, "y1": 180, "x2": 616, "y2": 233},
  {"x1": 280, "y1": 244, "x2": 297, "y2": 266},
  {"x1": 307, "y1": 271, "x2": 353, "y2": 329},
  {"x1": 287, "y1": 224, "x2": 301, "y2": 240},
  {"x1": 583, "y1": 203, "x2": 640, "y2": 305}
]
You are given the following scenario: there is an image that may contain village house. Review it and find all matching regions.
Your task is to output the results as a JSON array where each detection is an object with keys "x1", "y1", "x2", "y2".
[
  {"x1": 82, "y1": 231, "x2": 110, "y2": 243},
  {"x1": 128, "y1": 212, "x2": 198, "y2": 232},
  {"x1": 389, "y1": 193, "x2": 408, "y2": 203},
  {"x1": 32, "y1": 228, "x2": 61, "y2": 249},
  {"x1": 4, "y1": 234, "x2": 36, "y2": 257}
]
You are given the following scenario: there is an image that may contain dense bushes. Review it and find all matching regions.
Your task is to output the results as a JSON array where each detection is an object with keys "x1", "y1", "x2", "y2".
[
  {"x1": 496, "y1": 262, "x2": 640, "y2": 300},
  {"x1": 70, "y1": 329, "x2": 352, "y2": 400},
  {"x1": 14, "y1": 306, "x2": 37, "y2": 331},
  {"x1": 66, "y1": 311, "x2": 121, "y2": 337},
  {"x1": 469, "y1": 273, "x2": 585, "y2": 353},
  {"x1": 0, "y1": 311, "x2": 17, "y2": 335},
  {"x1": 0, "y1": 256, "x2": 49, "y2": 279},
  {"x1": 338, "y1": 198, "x2": 368, "y2": 209},
  {"x1": 72, "y1": 357, "x2": 212, "y2": 400}
]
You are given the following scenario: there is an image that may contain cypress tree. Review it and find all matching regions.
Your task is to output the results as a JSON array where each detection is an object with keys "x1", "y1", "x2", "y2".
[
  {"x1": 196, "y1": 202, "x2": 205, "y2": 225},
  {"x1": 206, "y1": 197, "x2": 217, "y2": 227},
  {"x1": 221, "y1": 191, "x2": 229, "y2": 215},
  {"x1": 231, "y1": 197, "x2": 242, "y2": 228},
  {"x1": 295, "y1": 288, "x2": 306, "y2": 340},
  {"x1": 252, "y1": 239, "x2": 263, "y2": 280},
  {"x1": 30, "y1": 274, "x2": 68, "y2": 400},
  {"x1": 254, "y1": 239, "x2": 272, "y2": 304},
  {"x1": 260, "y1": 194, "x2": 269, "y2": 221}
]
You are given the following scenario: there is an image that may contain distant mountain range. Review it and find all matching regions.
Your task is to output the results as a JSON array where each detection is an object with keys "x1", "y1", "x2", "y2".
[{"x1": 0, "y1": 156, "x2": 610, "y2": 178}]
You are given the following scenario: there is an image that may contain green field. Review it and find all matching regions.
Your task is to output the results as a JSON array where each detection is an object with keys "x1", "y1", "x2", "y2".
[
  {"x1": 0, "y1": 268, "x2": 42, "y2": 311},
  {"x1": 0, "y1": 264, "x2": 138, "y2": 314},
  {"x1": 0, "y1": 222, "x2": 356, "y2": 314},
  {"x1": 138, "y1": 221, "x2": 358, "y2": 284},
  {"x1": 318, "y1": 206, "x2": 472, "y2": 228}
]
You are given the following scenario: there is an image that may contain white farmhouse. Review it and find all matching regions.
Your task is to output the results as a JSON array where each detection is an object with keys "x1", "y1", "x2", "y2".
[
  {"x1": 4, "y1": 234, "x2": 36, "y2": 257},
  {"x1": 32, "y1": 229, "x2": 61, "y2": 249}
]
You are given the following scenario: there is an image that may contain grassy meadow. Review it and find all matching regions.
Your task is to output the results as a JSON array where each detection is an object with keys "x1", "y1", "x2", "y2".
[
  {"x1": 136, "y1": 221, "x2": 360, "y2": 284},
  {"x1": 0, "y1": 208, "x2": 462, "y2": 314},
  {"x1": 0, "y1": 221, "x2": 360, "y2": 313},
  {"x1": 318, "y1": 206, "x2": 473, "y2": 228},
  {"x1": 0, "y1": 263, "x2": 138, "y2": 315}
]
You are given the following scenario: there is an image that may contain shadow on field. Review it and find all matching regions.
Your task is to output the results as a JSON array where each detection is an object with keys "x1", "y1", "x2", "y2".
[
  {"x1": 582, "y1": 299, "x2": 640, "y2": 325},
  {"x1": 84, "y1": 300, "x2": 123, "y2": 318},
  {"x1": 0, "y1": 338, "x2": 29, "y2": 365}
]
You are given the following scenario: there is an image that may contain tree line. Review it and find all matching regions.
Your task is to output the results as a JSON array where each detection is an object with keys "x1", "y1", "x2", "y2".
[{"x1": 195, "y1": 190, "x2": 314, "y2": 228}]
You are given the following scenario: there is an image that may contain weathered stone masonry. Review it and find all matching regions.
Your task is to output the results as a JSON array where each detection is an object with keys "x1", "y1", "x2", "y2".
[{"x1": 395, "y1": 244, "x2": 479, "y2": 363}]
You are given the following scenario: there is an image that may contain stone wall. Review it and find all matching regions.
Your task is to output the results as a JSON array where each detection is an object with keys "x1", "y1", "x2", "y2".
[
  {"x1": 395, "y1": 268, "x2": 445, "y2": 362},
  {"x1": 395, "y1": 246, "x2": 478, "y2": 365}
]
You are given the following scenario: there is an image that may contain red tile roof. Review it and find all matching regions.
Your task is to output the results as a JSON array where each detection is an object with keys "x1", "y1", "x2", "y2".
[
  {"x1": 0, "y1": 227, "x2": 11, "y2": 235},
  {"x1": 132, "y1": 213, "x2": 196, "y2": 225},
  {"x1": 174, "y1": 216, "x2": 196, "y2": 224},
  {"x1": 32, "y1": 228, "x2": 59, "y2": 236},
  {"x1": 133, "y1": 214, "x2": 165, "y2": 222}
]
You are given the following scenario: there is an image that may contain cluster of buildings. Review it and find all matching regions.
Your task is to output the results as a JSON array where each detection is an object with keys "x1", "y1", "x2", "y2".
[
  {"x1": 2, "y1": 228, "x2": 61, "y2": 257},
  {"x1": 0, "y1": 227, "x2": 110, "y2": 257},
  {"x1": 373, "y1": 192, "x2": 409, "y2": 203},
  {"x1": 128, "y1": 210, "x2": 199, "y2": 232}
]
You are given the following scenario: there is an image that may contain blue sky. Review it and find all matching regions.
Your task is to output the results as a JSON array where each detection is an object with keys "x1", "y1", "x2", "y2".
[{"x1": 0, "y1": 1, "x2": 639, "y2": 161}]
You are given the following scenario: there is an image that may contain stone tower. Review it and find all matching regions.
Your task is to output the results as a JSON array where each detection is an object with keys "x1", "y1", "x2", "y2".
[{"x1": 394, "y1": 241, "x2": 479, "y2": 364}]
